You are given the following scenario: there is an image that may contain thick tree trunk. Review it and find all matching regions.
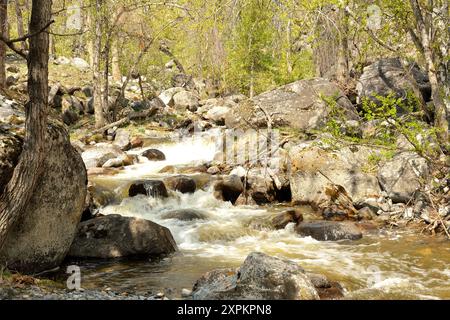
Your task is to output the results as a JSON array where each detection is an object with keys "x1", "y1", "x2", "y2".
[
  {"x1": 0, "y1": 0, "x2": 7, "y2": 88},
  {"x1": 0, "y1": 0, "x2": 52, "y2": 251},
  {"x1": 93, "y1": 0, "x2": 105, "y2": 128}
]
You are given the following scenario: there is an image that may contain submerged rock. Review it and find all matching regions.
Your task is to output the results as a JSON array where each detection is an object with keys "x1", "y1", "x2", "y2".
[
  {"x1": 129, "y1": 180, "x2": 169, "y2": 198},
  {"x1": 295, "y1": 221, "x2": 362, "y2": 241},
  {"x1": 161, "y1": 209, "x2": 208, "y2": 221},
  {"x1": 192, "y1": 252, "x2": 319, "y2": 300},
  {"x1": 68, "y1": 215, "x2": 177, "y2": 259}
]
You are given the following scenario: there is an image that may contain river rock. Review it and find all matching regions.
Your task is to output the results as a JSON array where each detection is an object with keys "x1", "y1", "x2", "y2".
[
  {"x1": 68, "y1": 215, "x2": 177, "y2": 259},
  {"x1": 357, "y1": 58, "x2": 431, "y2": 106},
  {"x1": 271, "y1": 209, "x2": 304, "y2": 230},
  {"x1": 0, "y1": 124, "x2": 87, "y2": 273},
  {"x1": 295, "y1": 221, "x2": 362, "y2": 241},
  {"x1": 235, "y1": 168, "x2": 276, "y2": 205},
  {"x1": 129, "y1": 180, "x2": 169, "y2": 198},
  {"x1": 164, "y1": 175, "x2": 197, "y2": 194},
  {"x1": 213, "y1": 174, "x2": 244, "y2": 204},
  {"x1": 161, "y1": 209, "x2": 208, "y2": 221},
  {"x1": 307, "y1": 273, "x2": 344, "y2": 300},
  {"x1": 130, "y1": 136, "x2": 144, "y2": 149},
  {"x1": 142, "y1": 148, "x2": 166, "y2": 161},
  {"x1": 192, "y1": 252, "x2": 319, "y2": 300},
  {"x1": 102, "y1": 154, "x2": 135, "y2": 168},
  {"x1": 226, "y1": 78, "x2": 358, "y2": 131},
  {"x1": 377, "y1": 152, "x2": 429, "y2": 203},
  {"x1": 112, "y1": 129, "x2": 131, "y2": 151},
  {"x1": 289, "y1": 144, "x2": 382, "y2": 206},
  {"x1": 81, "y1": 143, "x2": 126, "y2": 169}
]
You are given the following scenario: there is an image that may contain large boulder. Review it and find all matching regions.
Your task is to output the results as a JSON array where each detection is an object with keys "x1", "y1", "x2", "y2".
[
  {"x1": 81, "y1": 143, "x2": 126, "y2": 169},
  {"x1": 0, "y1": 124, "x2": 87, "y2": 273},
  {"x1": 289, "y1": 144, "x2": 382, "y2": 207},
  {"x1": 192, "y1": 252, "x2": 319, "y2": 300},
  {"x1": 295, "y1": 221, "x2": 362, "y2": 241},
  {"x1": 377, "y1": 152, "x2": 429, "y2": 203},
  {"x1": 68, "y1": 215, "x2": 177, "y2": 259},
  {"x1": 158, "y1": 87, "x2": 185, "y2": 107},
  {"x1": 226, "y1": 78, "x2": 358, "y2": 131},
  {"x1": 235, "y1": 168, "x2": 277, "y2": 205},
  {"x1": 357, "y1": 58, "x2": 431, "y2": 106}
]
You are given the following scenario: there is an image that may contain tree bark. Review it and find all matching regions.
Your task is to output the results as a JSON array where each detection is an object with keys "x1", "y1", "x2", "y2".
[
  {"x1": 0, "y1": 0, "x2": 7, "y2": 88},
  {"x1": 111, "y1": 38, "x2": 121, "y2": 82},
  {"x1": 14, "y1": 0, "x2": 27, "y2": 51},
  {"x1": 0, "y1": 0, "x2": 52, "y2": 251},
  {"x1": 410, "y1": 0, "x2": 449, "y2": 143},
  {"x1": 93, "y1": 0, "x2": 105, "y2": 128}
]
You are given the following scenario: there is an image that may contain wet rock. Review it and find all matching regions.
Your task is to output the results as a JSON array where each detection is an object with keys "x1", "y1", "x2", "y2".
[
  {"x1": 130, "y1": 137, "x2": 144, "y2": 149},
  {"x1": 112, "y1": 129, "x2": 131, "y2": 151},
  {"x1": 192, "y1": 252, "x2": 319, "y2": 300},
  {"x1": 226, "y1": 78, "x2": 358, "y2": 131},
  {"x1": 377, "y1": 152, "x2": 429, "y2": 203},
  {"x1": 161, "y1": 209, "x2": 208, "y2": 221},
  {"x1": 164, "y1": 175, "x2": 197, "y2": 194},
  {"x1": 68, "y1": 215, "x2": 177, "y2": 259},
  {"x1": 235, "y1": 168, "x2": 276, "y2": 205},
  {"x1": 307, "y1": 273, "x2": 344, "y2": 300},
  {"x1": 271, "y1": 209, "x2": 304, "y2": 230},
  {"x1": 357, "y1": 207, "x2": 377, "y2": 220},
  {"x1": 142, "y1": 148, "x2": 166, "y2": 161},
  {"x1": 129, "y1": 180, "x2": 169, "y2": 198},
  {"x1": 213, "y1": 175, "x2": 244, "y2": 204},
  {"x1": 0, "y1": 124, "x2": 87, "y2": 273},
  {"x1": 295, "y1": 221, "x2": 362, "y2": 241},
  {"x1": 81, "y1": 143, "x2": 126, "y2": 169}
]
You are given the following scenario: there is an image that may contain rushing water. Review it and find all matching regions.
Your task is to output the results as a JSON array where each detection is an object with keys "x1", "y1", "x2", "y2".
[{"x1": 73, "y1": 131, "x2": 450, "y2": 300}]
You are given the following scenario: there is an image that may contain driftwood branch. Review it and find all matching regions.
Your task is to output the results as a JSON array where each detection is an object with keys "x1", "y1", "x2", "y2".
[{"x1": 92, "y1": 106, "x2": 157, "y2": 134}]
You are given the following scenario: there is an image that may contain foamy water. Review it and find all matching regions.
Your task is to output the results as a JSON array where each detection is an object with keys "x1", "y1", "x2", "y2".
[{"x1": 82, "y1": 131, "x2": 450, "y2": 300}]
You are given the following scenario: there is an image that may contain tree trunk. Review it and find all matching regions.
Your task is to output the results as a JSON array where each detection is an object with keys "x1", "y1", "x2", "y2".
[
  {"x1": 93, "y1": 0, "x2": 105, "y2": 128},
  {"x1": 0, "y1": 0, "x2": 7, "y2": 88},
  {"x1": 111, "y1": 39, "x2": 121, "y2": 82},
  {"x1": 14, "y1": 0, "x2": 27, "y2": 51},
  {"x1": 410, "y1": 0, "x2": 449, "y2": 143},
  {"x1": 0, "y1": 0, "x2": 52, "y2": 251}
]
